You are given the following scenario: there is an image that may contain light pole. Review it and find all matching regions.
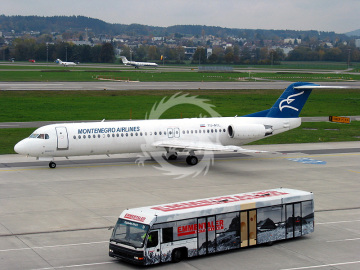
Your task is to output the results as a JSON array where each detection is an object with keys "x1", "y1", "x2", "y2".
[{"x1": 46, "y1": 43, "x2": 49, "y2": 66}]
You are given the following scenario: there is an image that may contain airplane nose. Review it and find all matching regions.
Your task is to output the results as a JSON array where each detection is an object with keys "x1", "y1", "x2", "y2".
[{"x1": 14, "y1": 140, "x2": 27, "y2": 155}]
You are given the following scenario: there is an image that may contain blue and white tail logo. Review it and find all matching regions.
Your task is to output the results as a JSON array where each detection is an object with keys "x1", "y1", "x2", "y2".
[
  {"x1": 244, "y1": 82, "x2": 320, "y2": 118},
  {"x1": 279, "y1": 91, "x2": 305, "y2": 112}
]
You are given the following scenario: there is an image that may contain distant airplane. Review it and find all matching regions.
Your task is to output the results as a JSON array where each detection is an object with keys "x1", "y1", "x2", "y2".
[
  {"x1": 56, "y1": 59, "x2": 77, "y2": 66},
  {"x1": 14, "y1": 82, "x2": 345, "y2": 169},
  {"x1": 120, "y1": 56, "x2": 158, "y2": 68}
]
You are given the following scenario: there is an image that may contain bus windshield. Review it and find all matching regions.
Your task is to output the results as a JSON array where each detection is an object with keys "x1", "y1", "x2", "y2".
[{"x1": 111, "y1": 218, "x2": 150, "y2": 248}]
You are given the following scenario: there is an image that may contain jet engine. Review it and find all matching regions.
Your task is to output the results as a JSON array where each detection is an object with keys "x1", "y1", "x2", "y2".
[{"x1": 228, "y1": 124, "x2": 273, "y2": 139}]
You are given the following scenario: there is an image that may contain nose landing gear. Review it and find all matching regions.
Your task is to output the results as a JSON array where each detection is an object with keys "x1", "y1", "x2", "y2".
[{"x1": 49, "y1": 161, "x2": 56, "y2": 169}]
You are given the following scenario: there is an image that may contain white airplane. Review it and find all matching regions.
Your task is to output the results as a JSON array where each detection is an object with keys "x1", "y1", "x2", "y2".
[
  {"x1": 14, "y1": 82, "x2": 342, "y2": 169},
  {"x1": 56, "y1": 59, "x2": 77, "y2": 66},
  {"x1": 120, "y1": 56, "x2": 158, "y2": 68}
]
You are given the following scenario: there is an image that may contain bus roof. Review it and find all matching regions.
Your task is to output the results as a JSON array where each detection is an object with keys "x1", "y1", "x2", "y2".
[{"x1": 120, "y1": 188, "x2": 313, "y2": 225}]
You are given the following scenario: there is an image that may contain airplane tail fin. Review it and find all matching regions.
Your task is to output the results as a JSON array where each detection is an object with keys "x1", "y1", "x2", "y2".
[
  {"x1": 120, "y1": 56, "x2": 128, "y2": 64},
  {"x1": 56, "y1": 59, "x2": 63, "y2": 64},
  {"x1": 245, "y1": 82, "x2": 344, "y2": 118}
]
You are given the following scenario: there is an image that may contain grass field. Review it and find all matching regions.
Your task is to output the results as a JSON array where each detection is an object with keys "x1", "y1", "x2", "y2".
[
  {"x1": 1, "y1": 61, "x2": 360, "y2": 82},
  {"x1": 0, "y1": 70, "x2": 359, "y2": 82},
  {"x1": 1, "y1": 89, "x2": 360, "y2": 122}
]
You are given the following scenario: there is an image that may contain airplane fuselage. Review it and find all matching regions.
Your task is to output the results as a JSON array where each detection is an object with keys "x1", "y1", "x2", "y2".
[{"x1": 14, "y1": 116, "x2": 300, "y2": 159}]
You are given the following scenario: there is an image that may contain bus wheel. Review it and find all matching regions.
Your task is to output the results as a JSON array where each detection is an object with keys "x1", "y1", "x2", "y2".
[{"x1": 172, "y1": 248, "x2": 183, "y2": 263}]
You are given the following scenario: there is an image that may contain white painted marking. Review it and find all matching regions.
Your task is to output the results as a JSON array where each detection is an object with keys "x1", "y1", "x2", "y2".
[
  {"x1": 316, "y1": 219, "x2": 360, "y2": 225},
  {"x1": 280, "y1": 260, "x2": 360, "y2": 270},
  {"x1": 30, "y1": 261, "x2": 114, "y2": 270},
  {"x1": 0, "y1": 241, "x2": 108, "y2": 252},
  {"x1": 327, "y1": 237, "x2": 360, "y2": 243}
]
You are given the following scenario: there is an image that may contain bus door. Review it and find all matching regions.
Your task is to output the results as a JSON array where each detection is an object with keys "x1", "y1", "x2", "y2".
[
  {"x1": 240, "y1": 210, "x2": 257, "y2": 247},
  {"x1": 286, "y1": 203, "x2": 302, "y2": 238},
  {"x1": 197, "y1": 216, "x2": 216, "y2": 255},
  {"x1": 55, "y1": 127, "x2": 69, "y2": 150},
  {"x1": 144, "y1": 230, "x2": 161, "y2": 265}
]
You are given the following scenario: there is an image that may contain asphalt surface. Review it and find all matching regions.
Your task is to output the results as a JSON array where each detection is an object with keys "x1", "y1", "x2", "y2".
[
  {"x1": 1, "y1": 80, "x2": 360, "y2": 91},
  {"x1": 0, "y1": 141, "x2": 359, "y2": 270}
]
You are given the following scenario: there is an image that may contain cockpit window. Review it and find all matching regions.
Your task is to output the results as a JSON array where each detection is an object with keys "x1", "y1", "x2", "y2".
[{"x1": 29, "y1": 133, "x2": 49, "y2": 139}]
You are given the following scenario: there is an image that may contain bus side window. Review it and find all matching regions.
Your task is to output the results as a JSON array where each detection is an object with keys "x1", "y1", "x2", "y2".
[
  {"x1": 162, "y1": 227, "x2": 173, "y2": 243},
  {"x1": 147, "y1": 231, "x2": 158, "y2": 248}
]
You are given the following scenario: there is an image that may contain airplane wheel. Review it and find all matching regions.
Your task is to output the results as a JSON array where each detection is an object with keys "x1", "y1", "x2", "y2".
[
  {"x1": 49, "y1": 162, "x2": 56, "y2": 169},
  {"x1": 186, "y1": 155, "x2": 198, "y2": 166},
  {"x1": 168, "y1": 152, "x2": 178, "y2": 160}
]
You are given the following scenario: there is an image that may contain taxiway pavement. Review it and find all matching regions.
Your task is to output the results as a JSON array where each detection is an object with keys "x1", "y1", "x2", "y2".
[
  {"x1": 1, "y1": 81, "x2": 360, "y2": 91},
  {"x1": 0, "y1": 141, "x2": 359, "y2": 270}
]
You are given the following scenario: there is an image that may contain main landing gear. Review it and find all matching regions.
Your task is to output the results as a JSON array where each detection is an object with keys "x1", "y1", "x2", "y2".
[
  {"x1": 186, "y1": 155, "x2": 198, "y2": 165},
  {"x1": 186, "y1": 151, "x2": 198, "y2": 165},
  {"x1": 49, "y1": 161, "x2": 56, "y2": 169}
]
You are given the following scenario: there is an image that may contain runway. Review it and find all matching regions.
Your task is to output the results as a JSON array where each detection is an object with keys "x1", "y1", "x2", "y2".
[
  {"x1": 1, "y1": 81, "x2": 360, "y2": 91},
  {"x1": 0, "y1": 141, "x2": 359, "y2": 270}
]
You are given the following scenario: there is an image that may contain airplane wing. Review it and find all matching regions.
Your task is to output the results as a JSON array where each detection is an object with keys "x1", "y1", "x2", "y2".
[{"x1": 152, "y1": 140, "x2": 266, "y2": 153}]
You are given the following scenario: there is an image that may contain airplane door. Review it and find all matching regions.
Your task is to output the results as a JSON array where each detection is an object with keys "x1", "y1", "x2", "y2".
[
  {"x1": 174, "y1": 128, "x2": 180, "y2": 138},
  {"x1": 167, "y1": 128, "x2": 173, "y2": 138},
  {"x1": 167, "y1": 128, "x2": 180, "y2": 138},
  {"x1": 56, "y1": 127, "x2": 69, "y2": 150}
]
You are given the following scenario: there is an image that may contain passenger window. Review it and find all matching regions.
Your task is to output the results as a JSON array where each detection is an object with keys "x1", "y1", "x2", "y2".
[
  {"x1": 73, "y1": 136, "x2": 76, "y2": 139},
  {"x1": 159, "y1": 131, "x2": 162, "y2": 135},
  {"x1": 107, "y1": 134, "x2": 110, "y2": 138},
  {"x1": 83, "y1": 135, "x2": 86, "y2": 139},
  {"x1": 78, "y1": 135, "x2": 81, "y2": 139},
  {"x1": 116, "y1": 134, "x2": 119, "y2": 137},
  {"x1": 88, "y1": 135, "x2": 91, "y2": 138},
  {"x1": 98, "y1": 134, "x2": 100, "y2": 138},
  {"x1": 93, "y1": 135, "x2": 96, "y2": 138},
  {"x1": 112, "y1": 134, "x2": 115, "y2": 137},
  {"x1": 162, "y1": 227, "x2": 173, "y2": 243}
]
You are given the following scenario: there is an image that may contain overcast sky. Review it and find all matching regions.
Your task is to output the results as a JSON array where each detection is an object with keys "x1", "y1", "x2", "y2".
[{"x1": 2, "y1": 0, "x2": 359, "y2": 33}]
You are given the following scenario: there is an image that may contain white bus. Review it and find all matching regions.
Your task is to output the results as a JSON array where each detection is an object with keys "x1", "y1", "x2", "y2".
[{"x1": 109, "y1": 188, "x2": 314, "y2": 265}]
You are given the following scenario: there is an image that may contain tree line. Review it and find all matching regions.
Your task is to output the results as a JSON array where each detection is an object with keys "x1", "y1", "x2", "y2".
[
  {"x1": 2, "y1": 38, "x2": 359, "y2": 64},
  {"x1": 2, "y1": 39, "x2": 115, "y2": 63}
]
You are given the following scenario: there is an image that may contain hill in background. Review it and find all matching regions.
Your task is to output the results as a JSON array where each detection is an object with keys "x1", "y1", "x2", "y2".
[{"x1": 0, "y1": 15, "x2": 351, "y2": 41}]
